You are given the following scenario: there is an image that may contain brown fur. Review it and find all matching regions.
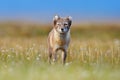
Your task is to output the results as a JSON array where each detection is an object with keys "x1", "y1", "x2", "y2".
[{"x1": 47, "y1": 15, "x2": 72, "y2": 64}]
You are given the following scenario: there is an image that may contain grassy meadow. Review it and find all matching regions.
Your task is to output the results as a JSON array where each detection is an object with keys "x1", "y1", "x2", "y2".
[{"x1": 0, "y1": 22, "x2": 120, "y2": 80}]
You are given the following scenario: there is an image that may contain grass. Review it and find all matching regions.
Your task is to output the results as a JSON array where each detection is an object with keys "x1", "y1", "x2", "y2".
[{"x1": 0, "y1": 22, "x2": 120, "y2": 80}]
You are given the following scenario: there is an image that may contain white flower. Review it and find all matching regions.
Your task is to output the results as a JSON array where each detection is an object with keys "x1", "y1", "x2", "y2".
[
  {"x1": 27, "y1": 57, "x2": 30, "y2": 60},
  {"x1": 38, "y1": 54, "x2": 41, "y2": 57},
  {"x1": 114, "y1": 39, "x2": 120, "y2": 46},
  {"x1": 36, "y1": 57, "x2": 40, "y2": 61},
  {"x1": 1, "y1": 49, "x2": 5, "y2": 53},
  {"x1": 8, "y1": 55, "x2": 11, "y2": 58}
]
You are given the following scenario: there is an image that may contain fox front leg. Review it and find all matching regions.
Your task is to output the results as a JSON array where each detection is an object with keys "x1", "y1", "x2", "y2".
[{"x1": 61, "y1": 50, "x2": 67, "y2": 65}]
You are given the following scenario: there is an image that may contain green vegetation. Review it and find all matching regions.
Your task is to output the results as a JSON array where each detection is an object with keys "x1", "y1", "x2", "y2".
[{"x1": 0, "y1": 22, "x2": 120, "y2": 80}]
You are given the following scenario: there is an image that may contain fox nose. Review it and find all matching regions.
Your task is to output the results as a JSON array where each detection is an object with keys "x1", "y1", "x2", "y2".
[{"x1": 61, "y1": 28, "x2": 64, "y2": 31}]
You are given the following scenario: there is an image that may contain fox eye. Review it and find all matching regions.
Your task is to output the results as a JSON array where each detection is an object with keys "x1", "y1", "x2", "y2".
[
  {"x1": 57, "y1": 23, "x2": 61, "y2": 26},
  {"x1": 64, "y1": 23, "x2": 68, "y2": 26}
]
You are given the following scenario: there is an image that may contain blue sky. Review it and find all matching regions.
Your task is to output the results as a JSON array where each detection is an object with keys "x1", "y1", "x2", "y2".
[{"x1": 0, "y1": 0, "x2": 120, "y2": 23}]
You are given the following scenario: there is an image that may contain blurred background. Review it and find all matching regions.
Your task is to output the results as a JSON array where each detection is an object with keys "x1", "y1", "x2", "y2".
[
  {"x1": 0, "y1": 0, "x2": 120, "y2": 38},
  {"x1": 0, "y1": 1, "x2": 120, "y2": 79}
]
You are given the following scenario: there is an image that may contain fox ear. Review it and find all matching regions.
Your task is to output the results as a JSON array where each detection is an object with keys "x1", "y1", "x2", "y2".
[
  {"x1": 53, "y1": 15, "x2": 60, "y2": 21},
  {"x1": 66, "y1": 16, "x2": 72, "y2": 21},
  {"x1": 53, "y1": 15, "x2": 60, "y2": 26},
  {"x1": 66, "y1": 16, "x2": 72, "y2": 26}
]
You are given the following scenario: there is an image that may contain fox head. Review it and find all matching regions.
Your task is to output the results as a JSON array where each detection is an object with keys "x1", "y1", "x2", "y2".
[{"x1": 53, "y1": 15, "x2": 72, "y2": 34}]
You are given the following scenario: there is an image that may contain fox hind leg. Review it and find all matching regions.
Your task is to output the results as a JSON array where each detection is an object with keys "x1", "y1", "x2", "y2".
[{"x1": 48, "y1": 48, "x2": 52, "y2": 64}]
